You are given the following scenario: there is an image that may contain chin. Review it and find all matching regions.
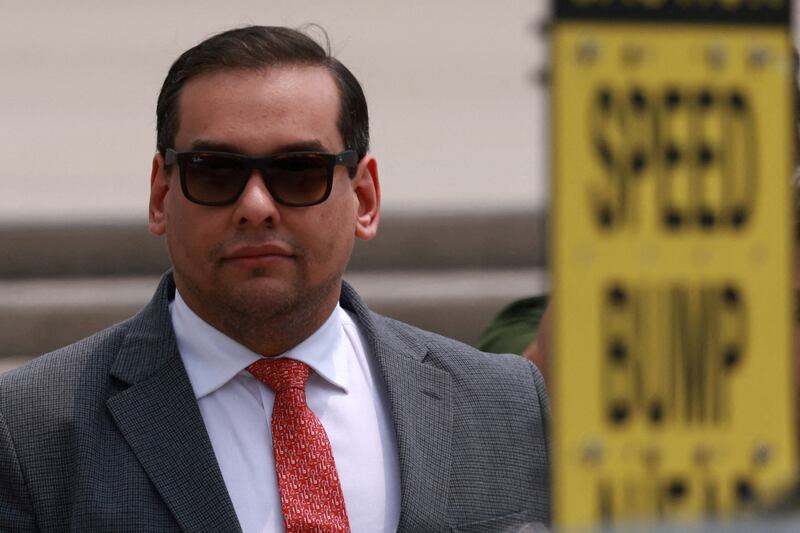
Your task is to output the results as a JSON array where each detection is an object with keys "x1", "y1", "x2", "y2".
[
  {"x1": 218, "y1": 284, "x2": 296, "y2": 319},
  {"x1": 229, "y1": 276, "x2": 295, "y2": 301}
]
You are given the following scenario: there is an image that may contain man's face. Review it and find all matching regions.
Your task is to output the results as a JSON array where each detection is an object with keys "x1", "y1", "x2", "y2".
[{"x1": 148, "y1": 66, "x2": 379, "y2": 350}]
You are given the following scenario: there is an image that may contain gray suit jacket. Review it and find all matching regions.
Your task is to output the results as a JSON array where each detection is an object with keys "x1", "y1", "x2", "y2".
[{"x1": 0, "y1": 273, "x2": 549, "y2": 532}]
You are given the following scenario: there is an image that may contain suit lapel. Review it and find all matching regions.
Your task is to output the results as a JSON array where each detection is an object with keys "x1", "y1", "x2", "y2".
[
  {"x1": 341, "y1": 282, "x2": 453, "y2": 532},
  {"x1": 107, "y1": 274, "x2": 241, "y2": 533}
]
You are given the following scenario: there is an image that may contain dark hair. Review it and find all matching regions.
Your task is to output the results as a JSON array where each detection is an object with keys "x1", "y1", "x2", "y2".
[{"x1": 155, "y1": 25, "x2": 369, "y2": 161}]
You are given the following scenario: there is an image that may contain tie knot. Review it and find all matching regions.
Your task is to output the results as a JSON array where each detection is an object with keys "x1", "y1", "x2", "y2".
[{"x1": 247, "y1": 357, "x2": 310, "y2": 392}]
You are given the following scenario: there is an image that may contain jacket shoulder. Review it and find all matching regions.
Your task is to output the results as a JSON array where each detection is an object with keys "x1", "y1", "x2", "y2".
[
  {"x1": 371, "y1": 310, "x2": 543, "y2": 381},
  {"x1": 0, "y1": 319, "x2": 133, "y2": 413}
]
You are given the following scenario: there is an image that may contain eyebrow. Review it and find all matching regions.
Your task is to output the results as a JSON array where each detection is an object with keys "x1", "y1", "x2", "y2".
[{"x1": 189, "y1": 139, "x2": 329, "y2": 154}]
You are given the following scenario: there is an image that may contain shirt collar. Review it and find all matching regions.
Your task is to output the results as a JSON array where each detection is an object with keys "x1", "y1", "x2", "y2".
[{"x1": 170, "y1": 289, "x2": 349, "y2": 400}]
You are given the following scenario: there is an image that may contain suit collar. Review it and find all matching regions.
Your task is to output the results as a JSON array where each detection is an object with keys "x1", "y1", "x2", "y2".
[
  {"x1": 109, "y1": 272, "x2": 178, "y2": 385},
  {"x1": 341, "y1": 281, "x2": 453, "y2": 531},
  {"x1": 107, "y1": 272, "x2": 242, "y2": 532}
]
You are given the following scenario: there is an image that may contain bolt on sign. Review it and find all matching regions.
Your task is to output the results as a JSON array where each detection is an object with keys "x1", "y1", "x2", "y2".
[{"x1": 550, "y1": 0, "x2": 796, "y2": 529}]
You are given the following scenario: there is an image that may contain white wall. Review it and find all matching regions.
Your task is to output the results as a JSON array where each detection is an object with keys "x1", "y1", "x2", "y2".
[{"x1": 0, "y1": 0, "x2": 550, "y2": 223}]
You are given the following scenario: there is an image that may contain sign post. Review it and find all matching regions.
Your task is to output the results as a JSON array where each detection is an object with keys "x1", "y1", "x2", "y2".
[{"x1": 550, "y1": 1, "x2": 796, "y2": 529}]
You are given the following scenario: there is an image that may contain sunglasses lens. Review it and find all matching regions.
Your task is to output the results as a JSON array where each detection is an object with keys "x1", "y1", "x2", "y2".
[
  {"x1": 183, "y1": 153, "x2": 248, "y2": 204},
  {"x1": 268, "y1": 154, "x2": 330, "y2": 206}
]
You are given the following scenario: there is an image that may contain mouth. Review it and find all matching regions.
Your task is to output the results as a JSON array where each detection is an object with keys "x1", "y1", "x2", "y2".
[{"x1": 222, "y1": 243, "x2": 294, "y2": 268}]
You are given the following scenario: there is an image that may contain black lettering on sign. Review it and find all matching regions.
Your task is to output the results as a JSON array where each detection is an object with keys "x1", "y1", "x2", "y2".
[
  {"x1": 595, "y1": 472, "x2": 760, "y2": 522},
  {"x1": 588, "y1": 86, "x2": 757, "y2": 233},
  {"x1": 554, "y1": 0, "x2": 789, "y2": 25},
  {"x1": 601, "y1": 281, "x2": 746, "y2": 428},
  {"x1": 590, "y1": 86, "x2": 656, "y2": 231}
]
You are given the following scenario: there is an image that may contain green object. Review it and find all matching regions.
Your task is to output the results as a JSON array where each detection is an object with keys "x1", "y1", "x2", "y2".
[{"x1": 477, "y1": 295, "x2": 550, "y2": 355}]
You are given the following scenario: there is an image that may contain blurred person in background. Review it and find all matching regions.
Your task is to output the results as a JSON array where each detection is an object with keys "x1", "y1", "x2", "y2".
[{"x1": 478, "y1": 294, "x2": 550, "y2": 382}]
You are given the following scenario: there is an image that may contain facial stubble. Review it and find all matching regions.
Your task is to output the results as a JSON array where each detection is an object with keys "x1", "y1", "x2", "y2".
[{"x1": 195, "y1": 251, "x2": 344, "y2": 356}]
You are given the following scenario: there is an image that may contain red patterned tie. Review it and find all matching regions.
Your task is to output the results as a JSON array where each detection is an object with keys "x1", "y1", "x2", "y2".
[{"x1": 247, "y1": 357, "x2": 351, "y2": 533}]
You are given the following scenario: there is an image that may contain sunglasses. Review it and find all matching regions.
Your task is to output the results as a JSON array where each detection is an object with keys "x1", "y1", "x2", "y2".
[{"x1": 164, "y1": 148, "x2": 359, "y2": 207}]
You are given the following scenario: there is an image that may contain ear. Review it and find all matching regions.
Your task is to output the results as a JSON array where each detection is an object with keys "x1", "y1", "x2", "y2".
[
  {"x1": 149, "y1": 152, "x2": 170, "y2": 236},
  {"x1": 353, "y1": 155, "x2": 381, "y2": 241}
]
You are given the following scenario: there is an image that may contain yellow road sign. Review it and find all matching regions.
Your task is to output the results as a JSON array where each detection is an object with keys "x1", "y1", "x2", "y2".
[{"x1": 551, "y1": 2, "x2": 796, "y2": 529}]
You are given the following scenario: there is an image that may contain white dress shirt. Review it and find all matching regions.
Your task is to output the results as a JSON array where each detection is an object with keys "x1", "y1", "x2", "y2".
[{"x1": 170, "y1": 290, "x2": 401, "y2": 533}]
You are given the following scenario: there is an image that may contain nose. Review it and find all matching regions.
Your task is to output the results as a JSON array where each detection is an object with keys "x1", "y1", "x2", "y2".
[{"x1": 231, "y1": 171, "x2": 281, "y2": 227}]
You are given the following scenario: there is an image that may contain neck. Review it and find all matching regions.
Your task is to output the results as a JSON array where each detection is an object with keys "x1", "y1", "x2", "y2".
[
  {"x1": 175, "y1": 277, "x2": 342, "y2": 356},
  {"x1": 219, "y1": 296, "x2": 337, "y2": 356}
]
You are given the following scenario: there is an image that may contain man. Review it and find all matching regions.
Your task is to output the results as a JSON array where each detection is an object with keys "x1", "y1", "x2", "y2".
[{"x1": 0, "y1": 26, "x2": 549, "y2": 532}]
